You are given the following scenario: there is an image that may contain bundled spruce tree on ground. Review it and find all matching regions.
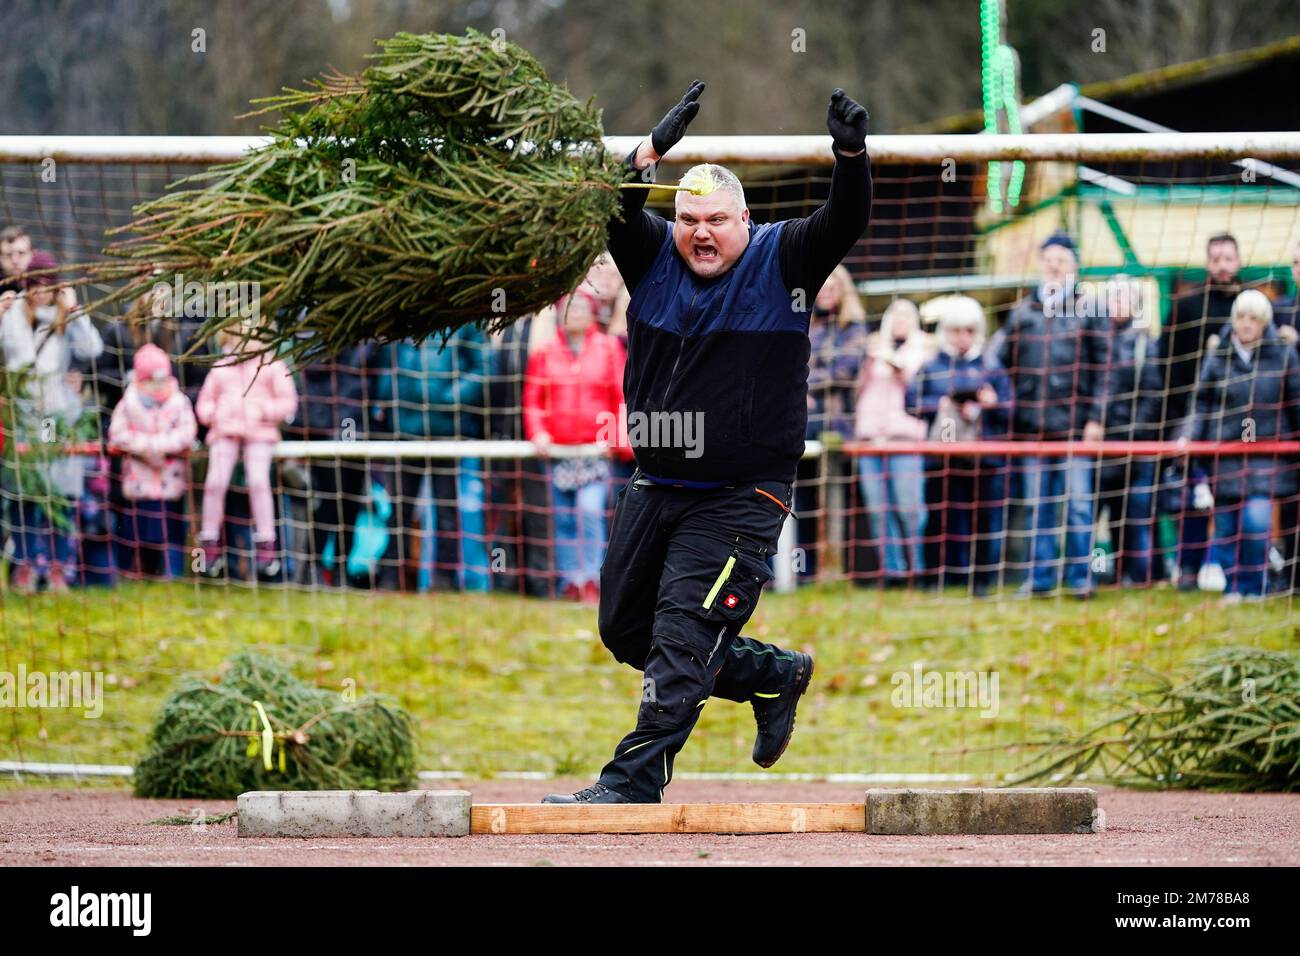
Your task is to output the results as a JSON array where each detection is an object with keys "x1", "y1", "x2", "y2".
[
  {"x1": 95, "y1": 29, "x2": 626, "y2": 364},
  {"x1": 135, "y1": 651, "x2": 417, "y2": 798}
]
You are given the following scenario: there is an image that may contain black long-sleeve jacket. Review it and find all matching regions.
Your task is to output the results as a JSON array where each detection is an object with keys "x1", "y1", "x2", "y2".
[{"x1": 606, "y1": 146, "x2": 872, "y2": 483}]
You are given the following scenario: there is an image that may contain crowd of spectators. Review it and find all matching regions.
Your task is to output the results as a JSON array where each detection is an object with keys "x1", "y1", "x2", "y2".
[{"x1": 2, "y1": 223, "x2": 1298, "y2": 603}]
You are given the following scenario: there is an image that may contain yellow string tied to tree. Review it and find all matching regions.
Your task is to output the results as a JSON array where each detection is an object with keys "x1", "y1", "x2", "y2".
[
  {"x1": 248, "y1": 700, "x2": 274, "y2": 772},
  {"x1": 619, "y1": 166, "x2": 721, "y2": 196},
  {"x1": 135, "y1": 652, "x2": 417, "y2": 799}
]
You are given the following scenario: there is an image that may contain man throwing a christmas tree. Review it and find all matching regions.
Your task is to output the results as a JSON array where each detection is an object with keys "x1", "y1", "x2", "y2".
[{"x1": 544, "y1": 81, "x2": 872, "y2": 803}]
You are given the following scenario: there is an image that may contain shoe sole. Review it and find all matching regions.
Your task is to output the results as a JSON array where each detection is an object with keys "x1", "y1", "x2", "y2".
[
  {"x1": 756, "y1": 653, "x2": 814, "y2": 769},
  {"x1": 540, "y1": 794, "x2": 645, "y2": 804}
]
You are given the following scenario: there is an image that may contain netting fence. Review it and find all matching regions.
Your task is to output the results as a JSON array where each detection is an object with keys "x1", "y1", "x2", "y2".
[{"x1": 2, "y1": 133, "x2": 1299, "y2": 782}]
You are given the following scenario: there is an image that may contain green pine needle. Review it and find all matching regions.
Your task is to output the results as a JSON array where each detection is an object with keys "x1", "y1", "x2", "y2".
[
  {"x1": 88, "y1": 29, "x2": 626, "y2": 366},
  {"x1": 1009, "y1": 647, "x2": 1300, "y2": 792},
  {"x1": 133, "y1": 651, "x2": 418, "y2": 799}
]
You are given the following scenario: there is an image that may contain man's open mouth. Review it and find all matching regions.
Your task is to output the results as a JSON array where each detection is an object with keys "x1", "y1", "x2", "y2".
[{"x1": 693, "y1": 244, "x2": 718, "y2": 260}]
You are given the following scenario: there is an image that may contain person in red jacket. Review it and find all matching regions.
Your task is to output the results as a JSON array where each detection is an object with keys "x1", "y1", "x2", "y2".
[{"x1": 523, "y1": 288, "x2": 630, "y2": 602}]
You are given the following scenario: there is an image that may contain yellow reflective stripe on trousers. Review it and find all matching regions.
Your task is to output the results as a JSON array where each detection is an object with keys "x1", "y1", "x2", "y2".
[
  {"x1": 618, "y1": 738, "x2": 656, "y2": 758},
  {"x1": 702, "y1": 555, "x2": 736, "y2": 609}
]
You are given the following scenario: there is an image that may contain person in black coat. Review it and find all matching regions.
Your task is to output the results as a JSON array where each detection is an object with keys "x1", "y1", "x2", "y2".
[
  {"x1": 1097, "y1": 277, "x2": 1165, "y2": 586},
  {"x1": 1160, "y1": 234, "x2": 1246, "y2": 585},
  {"x1": 1269, "y1": 239, "x2": 1300, "y2": 586},
  {"x1": 1267, "y1": 237, "x2": 1300, "y2": 332},
  {"x1": 1162, "y1": 236, "x2": 1248, "y2": 429},
  {"x1": 994, "y1": 232, "x2": 1109, "y2": 596},
  {"x1": 1200, "y1": 242, "x2": 1300, "y2": 589},
  {"x1": 1190, "y1": 290, "x2": 1300, "y2": 600}
]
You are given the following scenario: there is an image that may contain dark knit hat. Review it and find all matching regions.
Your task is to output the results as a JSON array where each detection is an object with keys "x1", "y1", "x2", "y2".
[{"x1": 1040, "y1": 232, "x2": 1077, "y2": 256}]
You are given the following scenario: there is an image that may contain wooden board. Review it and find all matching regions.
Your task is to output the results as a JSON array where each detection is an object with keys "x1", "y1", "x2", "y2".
[{"x1": 471, "y1": 802, "x2": 866, "y2": 834}]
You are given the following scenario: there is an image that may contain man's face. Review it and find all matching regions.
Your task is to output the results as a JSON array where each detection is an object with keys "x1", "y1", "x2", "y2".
[
  {"x1": 1, "y1": 235, "x2": 32, "y2": 276},
  {"x1": 1207, "y1": 240, "x2": 1240, "y2": 284},
  {"x1": 1039, "y1": 245, "x2": 1077, "y2": 286},
  {"x1": 1291, "y1": 242, "x2": 1300, "y2": 289},
  {"x1": 674, "y1": 191, "x2": 750, "y2": 279}
]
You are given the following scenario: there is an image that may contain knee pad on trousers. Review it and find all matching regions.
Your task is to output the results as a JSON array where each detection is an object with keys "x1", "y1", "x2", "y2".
[{"x1": 637, "y1": 632, "x2": 713, "y2": 730}]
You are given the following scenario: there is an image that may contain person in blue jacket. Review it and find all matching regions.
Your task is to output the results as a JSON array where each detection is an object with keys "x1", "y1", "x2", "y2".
[
  {"x1": 907, "y1": 295, "x2": 1010, "y2": 596},
  {"x1": 1189, "y1": 290, "x2": 1300, "y2": 600},
  {"x1": 374, "y1": 326, "x2": 489, "y2": 592},
  {"x1": 994, "y1": 233, "x2": 1109, "y2": 597},
  {"x1": 1096, "y1": 276, "x2": 1165, "y2": 587}
]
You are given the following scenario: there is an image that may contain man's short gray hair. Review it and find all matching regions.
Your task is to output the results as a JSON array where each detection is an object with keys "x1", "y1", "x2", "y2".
[{"x1": 675, "y1": 163, "x2": 746, "y2": 213}]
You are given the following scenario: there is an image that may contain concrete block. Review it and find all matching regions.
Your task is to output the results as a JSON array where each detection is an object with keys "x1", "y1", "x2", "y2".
[
  {"x1": 865, "y1": 787, "x2": 1098, "y2": 835},
  {"x1": 237, "y1": 789, "x2": 471, "y2": 837}
]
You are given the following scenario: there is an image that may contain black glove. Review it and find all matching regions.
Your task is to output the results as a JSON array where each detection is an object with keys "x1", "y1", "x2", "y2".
[
  {"x1": 827, "y1": 88, "x2": 868, "y2": 154},
  {"x1": 651, "y1": 80, "x2": 705, "y2": 158}
]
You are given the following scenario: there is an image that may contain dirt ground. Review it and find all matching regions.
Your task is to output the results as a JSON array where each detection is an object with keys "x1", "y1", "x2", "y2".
[{"x1": 1, "y1": 780, "x2": 1296, "y2": 866}]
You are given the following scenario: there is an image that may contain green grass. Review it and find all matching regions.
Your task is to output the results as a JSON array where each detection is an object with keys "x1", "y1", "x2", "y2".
[{"x1": 2, "y1": 581, "x2": 1296, "y2": 785}]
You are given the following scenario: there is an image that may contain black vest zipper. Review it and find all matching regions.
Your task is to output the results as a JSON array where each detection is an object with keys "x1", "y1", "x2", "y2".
[{"x1": 662, "y1": 284, "x2": 702, "y2": 409}]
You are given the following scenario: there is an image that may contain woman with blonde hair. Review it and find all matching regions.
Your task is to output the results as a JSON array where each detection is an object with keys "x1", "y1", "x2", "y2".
[
  {"x1": 1190, "y1": 289, "x2": 1300, "y2": 600},
  {"x1": 808, "y1": 265, "x2": 868, "y2": 439},
  {"x1": 854, "y1": 298, "x2": 932, "y2": 586},
  {"x1": 797, "y1": 264, "x2": 869, "y2": 581}
]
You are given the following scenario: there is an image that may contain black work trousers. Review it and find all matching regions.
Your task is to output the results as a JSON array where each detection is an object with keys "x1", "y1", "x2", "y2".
[{"x1": 595, "y1": 467, "x2": 802, "y2": 802}]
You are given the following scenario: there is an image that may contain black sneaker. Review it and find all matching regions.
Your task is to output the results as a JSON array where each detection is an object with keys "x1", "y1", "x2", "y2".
[
  {"x1": 541, "y1": 782, "x2": 634, "y2": 804},
  {"x1": 751, "y1": 651, "x2": 814, "y2": 768}
]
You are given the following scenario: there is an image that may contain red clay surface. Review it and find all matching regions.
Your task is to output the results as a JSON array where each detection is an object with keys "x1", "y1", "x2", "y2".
[{"x1": 2, "y1": 780, "x2": 1297, "y2": 866}]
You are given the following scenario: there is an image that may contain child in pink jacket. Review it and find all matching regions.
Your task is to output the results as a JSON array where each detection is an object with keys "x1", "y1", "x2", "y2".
[
  {"x1": 108, "y1": 344, "x2": 198, "y2": 578},
  {"x1": 194, "y1": 331, "x2": 298, "y2": 578}
]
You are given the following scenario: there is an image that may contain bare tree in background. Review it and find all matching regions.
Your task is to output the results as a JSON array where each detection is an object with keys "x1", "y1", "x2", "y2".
[{"x1": 0, "y1": 0, "x2": 1296, "y2": 135}]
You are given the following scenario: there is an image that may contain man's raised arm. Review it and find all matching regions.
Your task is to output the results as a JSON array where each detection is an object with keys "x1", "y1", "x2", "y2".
[
  {"x1": 606, "y1": 81, "x2": 705, "y2": 295},
  {"x1": 779, "y1": 89, "x2": 873, "y2": 300}
]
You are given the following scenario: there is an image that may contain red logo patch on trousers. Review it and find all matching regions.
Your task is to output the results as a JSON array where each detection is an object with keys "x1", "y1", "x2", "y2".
[{"x1": 724, "y1": 593, "x2": 738, "y2": 608}]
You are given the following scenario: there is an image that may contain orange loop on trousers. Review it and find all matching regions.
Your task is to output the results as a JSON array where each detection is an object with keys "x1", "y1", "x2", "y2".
[{"x1": 755, "y1": 487, "x2": 791, "y2": 513}]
